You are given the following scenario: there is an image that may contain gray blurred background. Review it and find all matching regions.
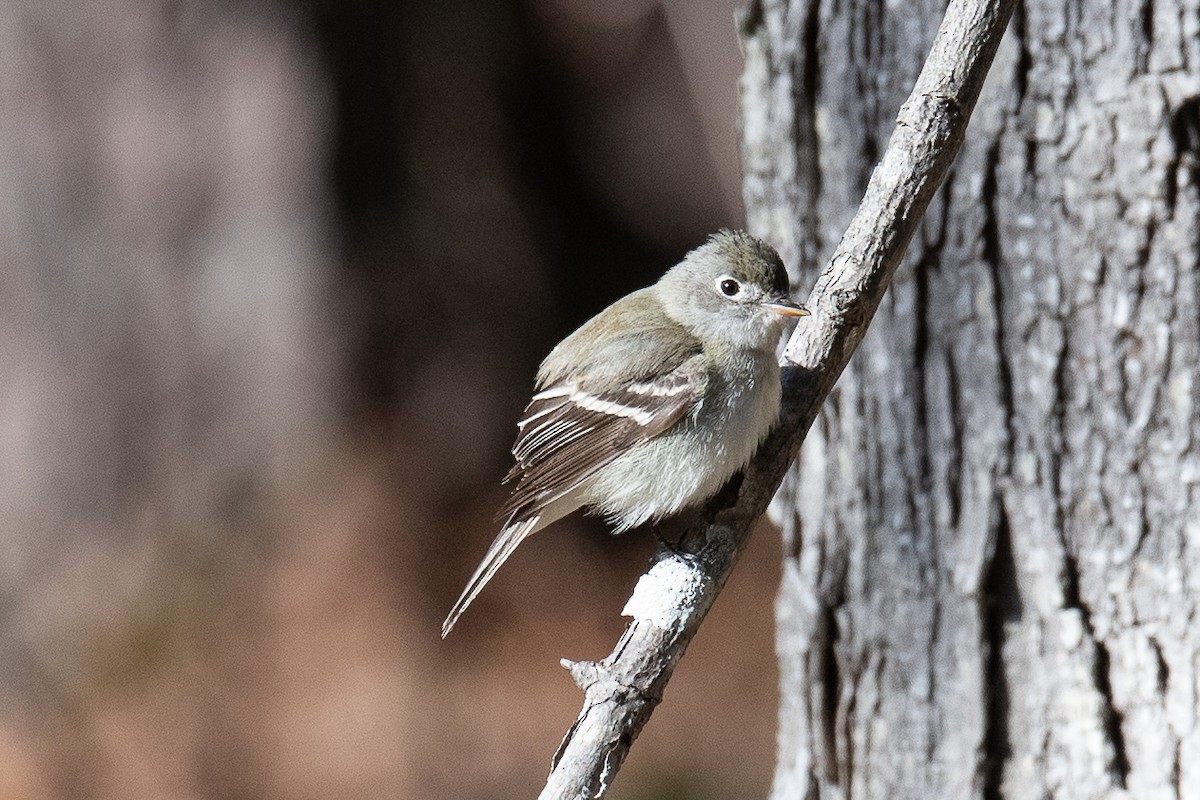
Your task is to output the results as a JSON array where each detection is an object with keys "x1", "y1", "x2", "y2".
[{"x1": 0, "y1": 1, "x2": 783, "y2": 797}]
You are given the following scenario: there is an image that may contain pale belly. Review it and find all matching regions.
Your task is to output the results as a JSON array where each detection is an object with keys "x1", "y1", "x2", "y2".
[{"x1": 579, "y1": 350, "x2": 782, "y2": 531}]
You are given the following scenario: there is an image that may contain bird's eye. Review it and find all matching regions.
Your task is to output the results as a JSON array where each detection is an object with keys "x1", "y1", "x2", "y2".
[{"x1": 718, "y1": 277, "x2": 742, "y2": 297}]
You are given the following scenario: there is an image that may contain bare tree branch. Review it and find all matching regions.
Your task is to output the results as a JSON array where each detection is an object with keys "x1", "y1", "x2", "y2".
[{"x1": 538, "y1": 1, "x2": 1018, "y2": 797}]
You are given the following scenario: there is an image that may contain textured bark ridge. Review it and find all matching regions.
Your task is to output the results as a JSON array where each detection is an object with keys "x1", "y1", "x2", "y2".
[{"x1": 744, "y1": 1, "x2": 1200, "y2": 798}]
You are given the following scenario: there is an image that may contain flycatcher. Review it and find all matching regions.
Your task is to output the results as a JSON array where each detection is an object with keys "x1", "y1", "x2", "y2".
[{"x1": 442, "y1": 229, "x2": 807, "y2": 637}]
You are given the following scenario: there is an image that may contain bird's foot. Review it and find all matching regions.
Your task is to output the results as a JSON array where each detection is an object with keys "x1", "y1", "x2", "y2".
[{"x1": 651, "y1": 522, "x2": 702, "y2": 566}]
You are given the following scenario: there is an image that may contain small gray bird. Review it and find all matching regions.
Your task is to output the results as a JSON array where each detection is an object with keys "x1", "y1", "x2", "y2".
[{"x1": 442, "y1": 229, "x2": 807, "y2": 637}]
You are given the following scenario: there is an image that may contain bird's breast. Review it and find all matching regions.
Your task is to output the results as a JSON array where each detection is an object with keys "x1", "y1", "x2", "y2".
[{"x1": 581, "y1": 348, "x2": 782, "y2": 531}]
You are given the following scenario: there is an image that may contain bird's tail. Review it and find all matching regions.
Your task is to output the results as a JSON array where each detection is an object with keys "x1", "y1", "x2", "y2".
[{"x1": 441, "y1": 516, "x2": 540, "y2": 638}]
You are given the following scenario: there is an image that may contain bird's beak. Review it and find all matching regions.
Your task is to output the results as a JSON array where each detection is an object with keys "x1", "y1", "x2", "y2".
[{"x1": 762, "y1": 296, "x2": 810, "y2": 317}]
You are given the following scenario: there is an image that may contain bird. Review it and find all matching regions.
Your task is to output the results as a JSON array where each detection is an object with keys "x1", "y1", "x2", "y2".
[{"x1": 441, "y1": 229, "x2": 807, "y2": 637}]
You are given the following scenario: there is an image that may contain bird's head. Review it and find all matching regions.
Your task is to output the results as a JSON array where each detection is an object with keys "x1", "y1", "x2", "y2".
[{"x1": 656, "y1": 229, "x2": 808, "y2": 349}]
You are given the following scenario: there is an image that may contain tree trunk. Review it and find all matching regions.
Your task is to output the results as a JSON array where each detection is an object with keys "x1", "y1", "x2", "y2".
[{"x1": 741, "y1": 0, "x2": 1200, "y2": 797}]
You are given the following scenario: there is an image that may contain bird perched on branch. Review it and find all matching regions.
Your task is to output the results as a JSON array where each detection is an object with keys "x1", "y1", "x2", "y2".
[{"x1": 442, "y1": 229, "x2": 808, "y2": 637}]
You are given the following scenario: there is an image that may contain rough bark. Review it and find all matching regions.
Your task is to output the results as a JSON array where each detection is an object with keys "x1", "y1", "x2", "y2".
[
  {"x1": 744, "y1": 0, "x2": 1200, "y2": 798},
  {"x1": 540, "y1": 1, "x2": 1016, "y2": 796}
]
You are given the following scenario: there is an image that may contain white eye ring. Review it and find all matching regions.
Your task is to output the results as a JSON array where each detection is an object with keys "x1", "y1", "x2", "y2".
[{"x1": 716, "y1": 275, "x2": 742, "y2": 297}]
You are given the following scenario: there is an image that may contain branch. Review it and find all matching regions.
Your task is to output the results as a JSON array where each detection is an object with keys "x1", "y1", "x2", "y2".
[{"x1": 538, "y1": 1, "x2": 1018, "y2": 797}]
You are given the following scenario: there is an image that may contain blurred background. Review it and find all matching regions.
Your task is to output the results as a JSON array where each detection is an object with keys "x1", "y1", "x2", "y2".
[{"x1": 0, "y1": 0, "x2": 785, "y2": 797}]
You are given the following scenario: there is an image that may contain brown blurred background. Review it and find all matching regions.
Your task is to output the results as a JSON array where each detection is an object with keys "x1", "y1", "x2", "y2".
[{"x1": 0, "y1": 1, "x2": 784, "y2": 797}]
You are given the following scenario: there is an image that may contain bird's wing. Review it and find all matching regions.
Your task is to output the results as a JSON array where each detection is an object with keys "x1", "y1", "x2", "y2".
[{"x1": 501, "y1": 357, "x2": 705, "y2": 522}]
